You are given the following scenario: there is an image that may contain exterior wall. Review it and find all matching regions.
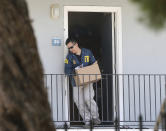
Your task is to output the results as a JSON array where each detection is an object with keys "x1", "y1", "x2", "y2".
[
  {"x1": 27, "y1": 0, "x2": 166, "y2": 74},
  {"x1": 26, "y1": 0, "x2": 166, "y2": 127}
]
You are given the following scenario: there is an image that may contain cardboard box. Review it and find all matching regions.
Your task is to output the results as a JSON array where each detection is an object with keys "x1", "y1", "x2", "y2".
[{"x1": 74, "y1": 61, "x2": 101, "y2": 86}]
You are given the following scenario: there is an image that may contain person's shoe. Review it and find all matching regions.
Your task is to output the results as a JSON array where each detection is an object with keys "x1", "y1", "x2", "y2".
[
  {"x1": 83, "y1": 122, "x2": 90, "y2": 128},
  {"x1": 93, "y1": 118, "x2": 101, "y2": 125}
]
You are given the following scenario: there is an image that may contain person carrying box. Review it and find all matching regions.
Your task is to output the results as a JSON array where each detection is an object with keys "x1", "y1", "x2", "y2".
[{"x1": 64, "y1": 37, "x2": 101, "y2": 127}]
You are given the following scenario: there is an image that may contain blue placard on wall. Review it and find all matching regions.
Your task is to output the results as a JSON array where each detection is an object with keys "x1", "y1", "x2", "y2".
[{"x1": 52, "y1": 38, "x2": 61, "y2": 46}]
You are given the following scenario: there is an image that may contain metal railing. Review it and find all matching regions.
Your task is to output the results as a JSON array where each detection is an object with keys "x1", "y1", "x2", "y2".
[{"x1": 44, "y1": 74, "x2": 166, "y2": 129}]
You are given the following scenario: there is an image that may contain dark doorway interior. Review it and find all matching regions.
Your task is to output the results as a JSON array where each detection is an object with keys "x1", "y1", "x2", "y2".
[{"x1": 68, "y1": 12, "x2": 114, "y2": 126}]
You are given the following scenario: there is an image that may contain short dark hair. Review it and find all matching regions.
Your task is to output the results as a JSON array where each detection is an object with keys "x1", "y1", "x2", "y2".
[{"x1": 65, "y1": 37, "x2": 78, "y2": 45}]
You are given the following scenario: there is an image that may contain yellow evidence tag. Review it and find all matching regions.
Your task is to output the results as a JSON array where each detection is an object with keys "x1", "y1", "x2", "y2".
[
  {"x1": 65, "y1": 59, "x2": 68, "y2": 64},
  {"x1": 84, "y1": 56, "x2": 89, "y2": 62}
]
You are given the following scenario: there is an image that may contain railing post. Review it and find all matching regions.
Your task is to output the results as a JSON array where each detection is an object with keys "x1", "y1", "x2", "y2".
[
  {"x1": 115, "y1": 117, "x2": 120, "y2": 131},
  {"x1": 139, "y1": 115, "x2": 142, "y2": 131},
  {"x1": 64, "y1": 122, "x2": 68, "y2": 131},
  {"x1": 90, "y1": 120, "x2": 93, "y2": 131},
  {"x1": 115, "y1": 74, "x2": 120, "y2": 131}
]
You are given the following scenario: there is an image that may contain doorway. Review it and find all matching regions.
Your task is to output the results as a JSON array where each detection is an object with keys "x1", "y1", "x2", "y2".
[{"x1": 64, "y1": 6, "x2": 123, "y2": 126}]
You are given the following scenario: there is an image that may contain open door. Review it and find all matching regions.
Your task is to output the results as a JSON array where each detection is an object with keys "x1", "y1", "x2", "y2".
[{"x1": 68, "y1": 12, "x2": 114, "y2": 125}]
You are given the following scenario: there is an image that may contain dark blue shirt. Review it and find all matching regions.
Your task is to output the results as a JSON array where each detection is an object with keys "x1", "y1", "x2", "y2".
[{"x1": 64, "y1": 48, "x2": 96, "y2": 86}]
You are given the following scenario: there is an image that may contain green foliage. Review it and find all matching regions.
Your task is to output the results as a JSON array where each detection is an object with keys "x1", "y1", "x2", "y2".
[{"x1": 130, "y1": 0, "x2": 166, "y2": 30}]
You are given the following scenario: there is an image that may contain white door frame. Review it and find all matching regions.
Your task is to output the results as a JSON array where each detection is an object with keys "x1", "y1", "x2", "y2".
[{"x1": 63, "y1": 6, "x2": 123, "y2": 124}]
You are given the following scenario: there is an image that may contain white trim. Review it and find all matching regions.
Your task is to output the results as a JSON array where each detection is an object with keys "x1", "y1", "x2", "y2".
[
  {"x1": 64, "y1": 6, "x2": 122, "y2": 73},
  {"x1": 63, "y1": 6, "x2": 69, "y2": 125},
  {"x1": 112, "y1": 12, "x2": 117, "y2": 119},
  {"x1": 115, "y1": 8, "x2": 124, "y2": 124},
  {"x1": 64, "y1": 6, "x2": 121, "y2": 13},
  {"x1": 64, "y1": 6, "x2": 123, "y2": 124}
]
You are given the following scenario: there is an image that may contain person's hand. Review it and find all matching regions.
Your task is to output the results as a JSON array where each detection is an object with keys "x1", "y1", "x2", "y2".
[{"x1": 75, "y1": 64, "x2": 83, "y2": 70}]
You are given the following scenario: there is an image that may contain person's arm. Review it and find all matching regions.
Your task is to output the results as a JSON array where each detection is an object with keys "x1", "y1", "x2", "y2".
[
  {"x1": 89, "y1": 50, "x2": 96, "y2": 65},
  {"x1": 64, "y1": 56, "x2": 73, "y2": 75}
]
